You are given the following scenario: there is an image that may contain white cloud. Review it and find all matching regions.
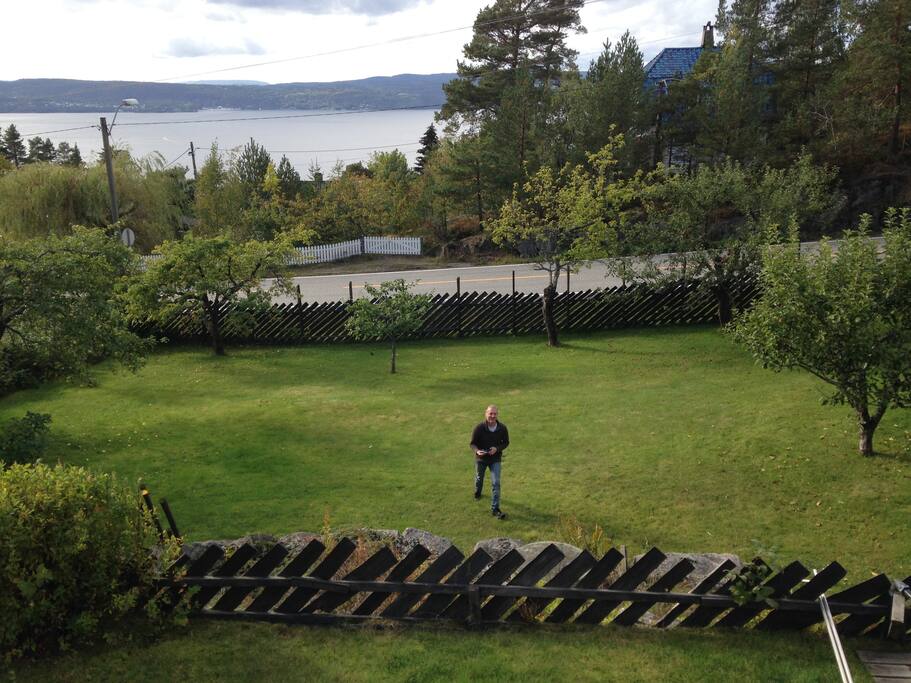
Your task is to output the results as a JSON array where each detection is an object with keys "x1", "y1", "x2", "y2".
[
  {"x1": 165, "y1": 38, "x2": 266, "y2": 58},
  {"x1": 1, "y1": 0, "x2": 717, "y2": 83}
]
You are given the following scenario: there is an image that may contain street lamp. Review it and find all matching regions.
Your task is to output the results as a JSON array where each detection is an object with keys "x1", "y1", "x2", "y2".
[{"x1": 100, "y1": 98, "x2": 138, "y2": 224}]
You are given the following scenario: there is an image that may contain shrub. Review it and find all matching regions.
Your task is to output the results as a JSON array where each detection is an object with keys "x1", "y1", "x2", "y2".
[
  {"x1": 0, "y1": 412, "x2": 51, "y2": 466},
  {"x1": 0, "y1": 464, "x2": 176, "y2": 659}
]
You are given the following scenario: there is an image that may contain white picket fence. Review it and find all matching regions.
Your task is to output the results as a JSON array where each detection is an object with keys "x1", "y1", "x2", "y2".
[
  {"x1": 288, "y1": 239, "x2": 362, "y2": 265},
  {"x1": 140, "y1": 235, "x2": 421, "y2": 269}
]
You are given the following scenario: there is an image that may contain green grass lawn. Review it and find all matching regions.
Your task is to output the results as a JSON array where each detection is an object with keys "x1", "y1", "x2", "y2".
[
  {"x1": 11, "y1": 621, "x2": 883, "y2": 683},
  {"x1": 4, "y1": 327, "x2": 909, "y2": 681},
  {"x1": 4, "y1": 326, "x2": 908, "y2": 574}
]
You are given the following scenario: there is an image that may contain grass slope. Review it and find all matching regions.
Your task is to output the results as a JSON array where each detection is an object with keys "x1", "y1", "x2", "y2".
[
  {"x1": 3, "y1": 327, "x2": 907, "y2": 575},
  {"x1": 5, "y1": 327, "x2": 908, "y2": 681}
]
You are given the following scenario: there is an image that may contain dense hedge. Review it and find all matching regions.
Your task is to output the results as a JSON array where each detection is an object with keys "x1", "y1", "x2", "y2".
[{"x1": 0, "y1": 464, "x2": 176, "y2": 659}]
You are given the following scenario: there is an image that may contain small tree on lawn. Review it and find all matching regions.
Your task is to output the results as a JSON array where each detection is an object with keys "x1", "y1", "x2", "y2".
[
  {"x1": 0, "y1": 226, "x2": 148, "y2": 391},
  {"x1": 127, "y1": 235, "x2": 293, "y2": 356},
  {"x1": 730, "y1": 208, "x2": 911, "y2": 456},
  {"x1": 345, "y1": 279, "x2": 431, "y2": 373},
  {"x1": 489, "y1": 140, "x2": 627, "y2": 346}
]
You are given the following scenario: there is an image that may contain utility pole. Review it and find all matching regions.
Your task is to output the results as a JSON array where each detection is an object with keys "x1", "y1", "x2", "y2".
[
  {"x1": 100, "y1": 116, "x2": 119, "y2": 223},
  {"x1": 189, "y1": 141, "x2": 198, "y2": 180}
]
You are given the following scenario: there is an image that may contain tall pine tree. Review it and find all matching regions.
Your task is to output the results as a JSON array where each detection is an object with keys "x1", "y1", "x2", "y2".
[{"x1": 415, "y1": 124, "x2": 439, "y2": 174}]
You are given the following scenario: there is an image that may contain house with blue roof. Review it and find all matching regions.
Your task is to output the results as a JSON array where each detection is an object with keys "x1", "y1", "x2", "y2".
[{"x1": 645, "y1": 23, "x2": 717, "y2": 94}]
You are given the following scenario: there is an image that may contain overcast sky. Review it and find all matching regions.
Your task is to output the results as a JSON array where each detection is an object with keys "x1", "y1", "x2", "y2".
[{"x1": 7, "y1": 0, "x2": 718, "y2": 84}]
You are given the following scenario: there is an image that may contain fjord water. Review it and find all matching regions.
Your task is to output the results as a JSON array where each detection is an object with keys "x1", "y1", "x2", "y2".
[{"x1": 2, "y1": 108, "x2": 439, "y2": 173}]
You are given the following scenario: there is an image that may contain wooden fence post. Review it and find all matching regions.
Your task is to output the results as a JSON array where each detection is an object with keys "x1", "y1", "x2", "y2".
[
  {"x1": 468, "y1": 585, "x2": 482, "y2": 626},
  {"x1": 511, "y1": 270, "x2": 517, "y2": 335},
  {"x1": 296, "y1": 285, "x2": 305, "y2": 341},
  {"x1": 565, "y1": 269, "x2": 572, "y2": 330},
  {"x1": 456, "y1": 276, "x2": 462, "y2": 337},
  {"x1": 349, "y1": 281, "x2": 354, "y2": 303}
]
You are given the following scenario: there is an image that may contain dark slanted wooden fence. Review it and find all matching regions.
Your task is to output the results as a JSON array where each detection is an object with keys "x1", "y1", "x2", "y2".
[
  {"x1": 133, "y1": 278, "x2": 759, "y2": 345},
  {"x1": 160, "y1": 538, "x2": 910, "y2": 637}
]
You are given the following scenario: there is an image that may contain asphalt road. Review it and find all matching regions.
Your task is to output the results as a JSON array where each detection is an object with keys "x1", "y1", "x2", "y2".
[
  {"x1": 266, "y1": 237, "x2": 885, "y2": 304},
  {"x1": 269, "y1": 262, "x2": 625, "y2": 304}
]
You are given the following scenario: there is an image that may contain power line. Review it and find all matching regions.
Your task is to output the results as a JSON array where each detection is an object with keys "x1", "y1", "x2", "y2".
[
  {"x1": 154, "y1": 0, "x2": 608, "y2": 82},
  {"x1": 19, "y1": 124, "x2": 99, "y2": 137},
  {"x1": 162, "y1": 147, "x2": 191, "y2": 169},
  {"x1": 271, "y1": 142, "x2": 420, "y2": 153}
]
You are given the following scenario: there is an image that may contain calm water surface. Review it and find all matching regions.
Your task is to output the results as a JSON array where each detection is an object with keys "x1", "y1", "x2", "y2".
[{"x1": 1, "y1": 109, "x2": 439, "y2": 174}]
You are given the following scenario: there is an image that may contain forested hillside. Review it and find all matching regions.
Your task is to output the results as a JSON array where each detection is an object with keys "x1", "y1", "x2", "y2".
[{"x1": 0, "y1": 73, "x2": 454, "y2": 112}]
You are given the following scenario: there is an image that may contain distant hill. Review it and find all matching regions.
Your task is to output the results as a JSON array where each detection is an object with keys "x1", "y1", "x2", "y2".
[
  {"x1": 0, "y1": 73, "x2": 456, "y2": 113},
  {"x1": 184, "y1": 80, "x2": 270, "y2": 86}
]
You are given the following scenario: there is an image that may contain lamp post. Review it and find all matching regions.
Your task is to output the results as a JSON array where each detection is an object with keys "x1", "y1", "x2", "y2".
[{"x1": 100, "y1": 98, "x2": 138, "y2": 224}]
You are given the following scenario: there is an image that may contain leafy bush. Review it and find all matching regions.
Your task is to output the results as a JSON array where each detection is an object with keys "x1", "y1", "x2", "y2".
[
  {"x1": 0, "y1": 464, "x2": 177, "y2": 659},
  {"x1": 0, "y1": 412, "x2": 51, "y2": 466}
]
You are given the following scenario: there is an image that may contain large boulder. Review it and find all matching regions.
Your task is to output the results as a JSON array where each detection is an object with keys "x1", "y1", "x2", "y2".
[
  {"x1": 474, "y1": 537, "x2": 525, "y2": 562},
  {"x1": 181, "y1": 533, "x2": 280, "y2": 562},
  {"x1": 634, "y1": 551, "x2": 743, "y2": 588},
  {"x1": 398, "y1": 528, "x2": 453, "y2": 557},
  {"x1": 517, "y1": 541, "x2": 583, "y2": 583},
  {"x1": 277, "y1": 532, "x2": 322, "y2": 553}
]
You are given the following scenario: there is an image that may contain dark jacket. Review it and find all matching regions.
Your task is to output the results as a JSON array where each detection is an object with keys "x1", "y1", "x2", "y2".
[{"x1": 470, "y1": 421, "x2": 509, "y2": 464}]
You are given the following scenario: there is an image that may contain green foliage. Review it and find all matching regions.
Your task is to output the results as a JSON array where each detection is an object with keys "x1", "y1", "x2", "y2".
[
  {"x1": 298, "y1": 158, "x2": 419, "y2": 242},
  {"x1": 728, "y1": 560, "x2": 776, "y2": 607},
  {"x1": 345, "y1": 279, "x2": 431, "y2": 373},
  {"x1": 0, "y1": 463, "x2": 178, "y2": 659},
  {"x1": 0, "y1": 227, "x2": 149, "y2": 393},
  {"x1": 0, "y1": 412, "x2": 51, "y2": 467},
  {"x1": 630, "y1": 155, "x2": 841, "y2": 322},
  {"x1": 0, "y1": 153, "x2": 183, "y2": 250},
  {"x1": 730, "y1": 208, "x2": 911, "y2": 455},
  {"x1": 234, "y1": 138, "x2": 271, "y2": 194},
  {"x1": 126, "y1": 234, "x2": 294, "y2": 355},
  {"x1": 835, "y1": 0, "x2": 911, "y2": 163},
  {"x1": 440, "y1": 0, "x2": 584, "y2": 123},
  {"x1": 559, "y1": 31, "x2": 652, "y2": 170},
  {"x1": 275, "y1": 156, "x2": 302, "y2": 200},
  {"x1": 1, "y1": 125, "x2": 26, "y2": 168},
  {"x1": 193, "y1": 144, "x2": 246, "y2": 240}
]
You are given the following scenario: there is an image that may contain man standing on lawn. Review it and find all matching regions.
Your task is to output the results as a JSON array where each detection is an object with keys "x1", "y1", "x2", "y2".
[{"x1": 470, "y1": 404, "x2": 510, "y2": 519}]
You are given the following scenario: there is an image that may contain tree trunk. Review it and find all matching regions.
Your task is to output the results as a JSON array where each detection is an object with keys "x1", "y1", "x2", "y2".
[
  {"x1": 390, "y1": 339, "x2": 397, "y2": 374},
  {"x1": 714, "y1": 284, "x2": 732, "y2": 325},
  {"x1": 859, "y1": 421, "x2": 875, "y2": 457},
  {"x1": 542, "y1": 285, "x2": 559, "y2": 347},
  {"x1": 203, "y1": 302, "x2": 225, "y2": 356},
  {"x1": 857, "y1": 407, "x2": 880, "y2": 457}
]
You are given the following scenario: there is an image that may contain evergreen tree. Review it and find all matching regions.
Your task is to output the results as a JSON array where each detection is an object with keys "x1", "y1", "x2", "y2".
[
  {"x1": 2, "y1": 125, "x2": 26, "y2": 168},
  {"x1": 836, "y1": 0, "x2": 911, "y2": 162},
  {"x1": 27, "y1": 137, "x2": 56, "y2": 163},
  {"x1": 768, "y1": 0, "x2": 845, "y2": 158},
  {"x1": 69, "y1": 143, "x2": 83, "y2": 167},
  {"x1": 55, "y1": 142, "x2": 72, "y2": 165},
  {"x1": 440, "y1": 0, "x2": 585, "y2": 122},
  {"x1": 415, "y1": 124, "x2": 439, "y2": 173},
  {"x1": 560, "y1": 31, "x2": 651, "y2": 169},
  {"x1": 195, "y1": 144, "x2": 246, "y2": 239},
  {"x1": 275, "y1": 155, "x2": 302, "y2": 199},
  {"x1": 234, "y1": 137, "x2": 271, "y2": 195}
]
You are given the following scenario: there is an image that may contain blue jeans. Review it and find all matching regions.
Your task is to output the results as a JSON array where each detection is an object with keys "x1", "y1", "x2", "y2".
[{"x1": 475, "y1": 460, "x2": 501, "y2": 510}]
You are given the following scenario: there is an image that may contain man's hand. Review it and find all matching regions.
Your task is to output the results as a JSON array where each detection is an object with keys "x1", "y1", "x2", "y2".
[
  {"x1": 488, "y1": 447, "x2": 497, "y2": 455},
  {"x1": 476, "y1": 449, "x2": 487, "y2": 457}
]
